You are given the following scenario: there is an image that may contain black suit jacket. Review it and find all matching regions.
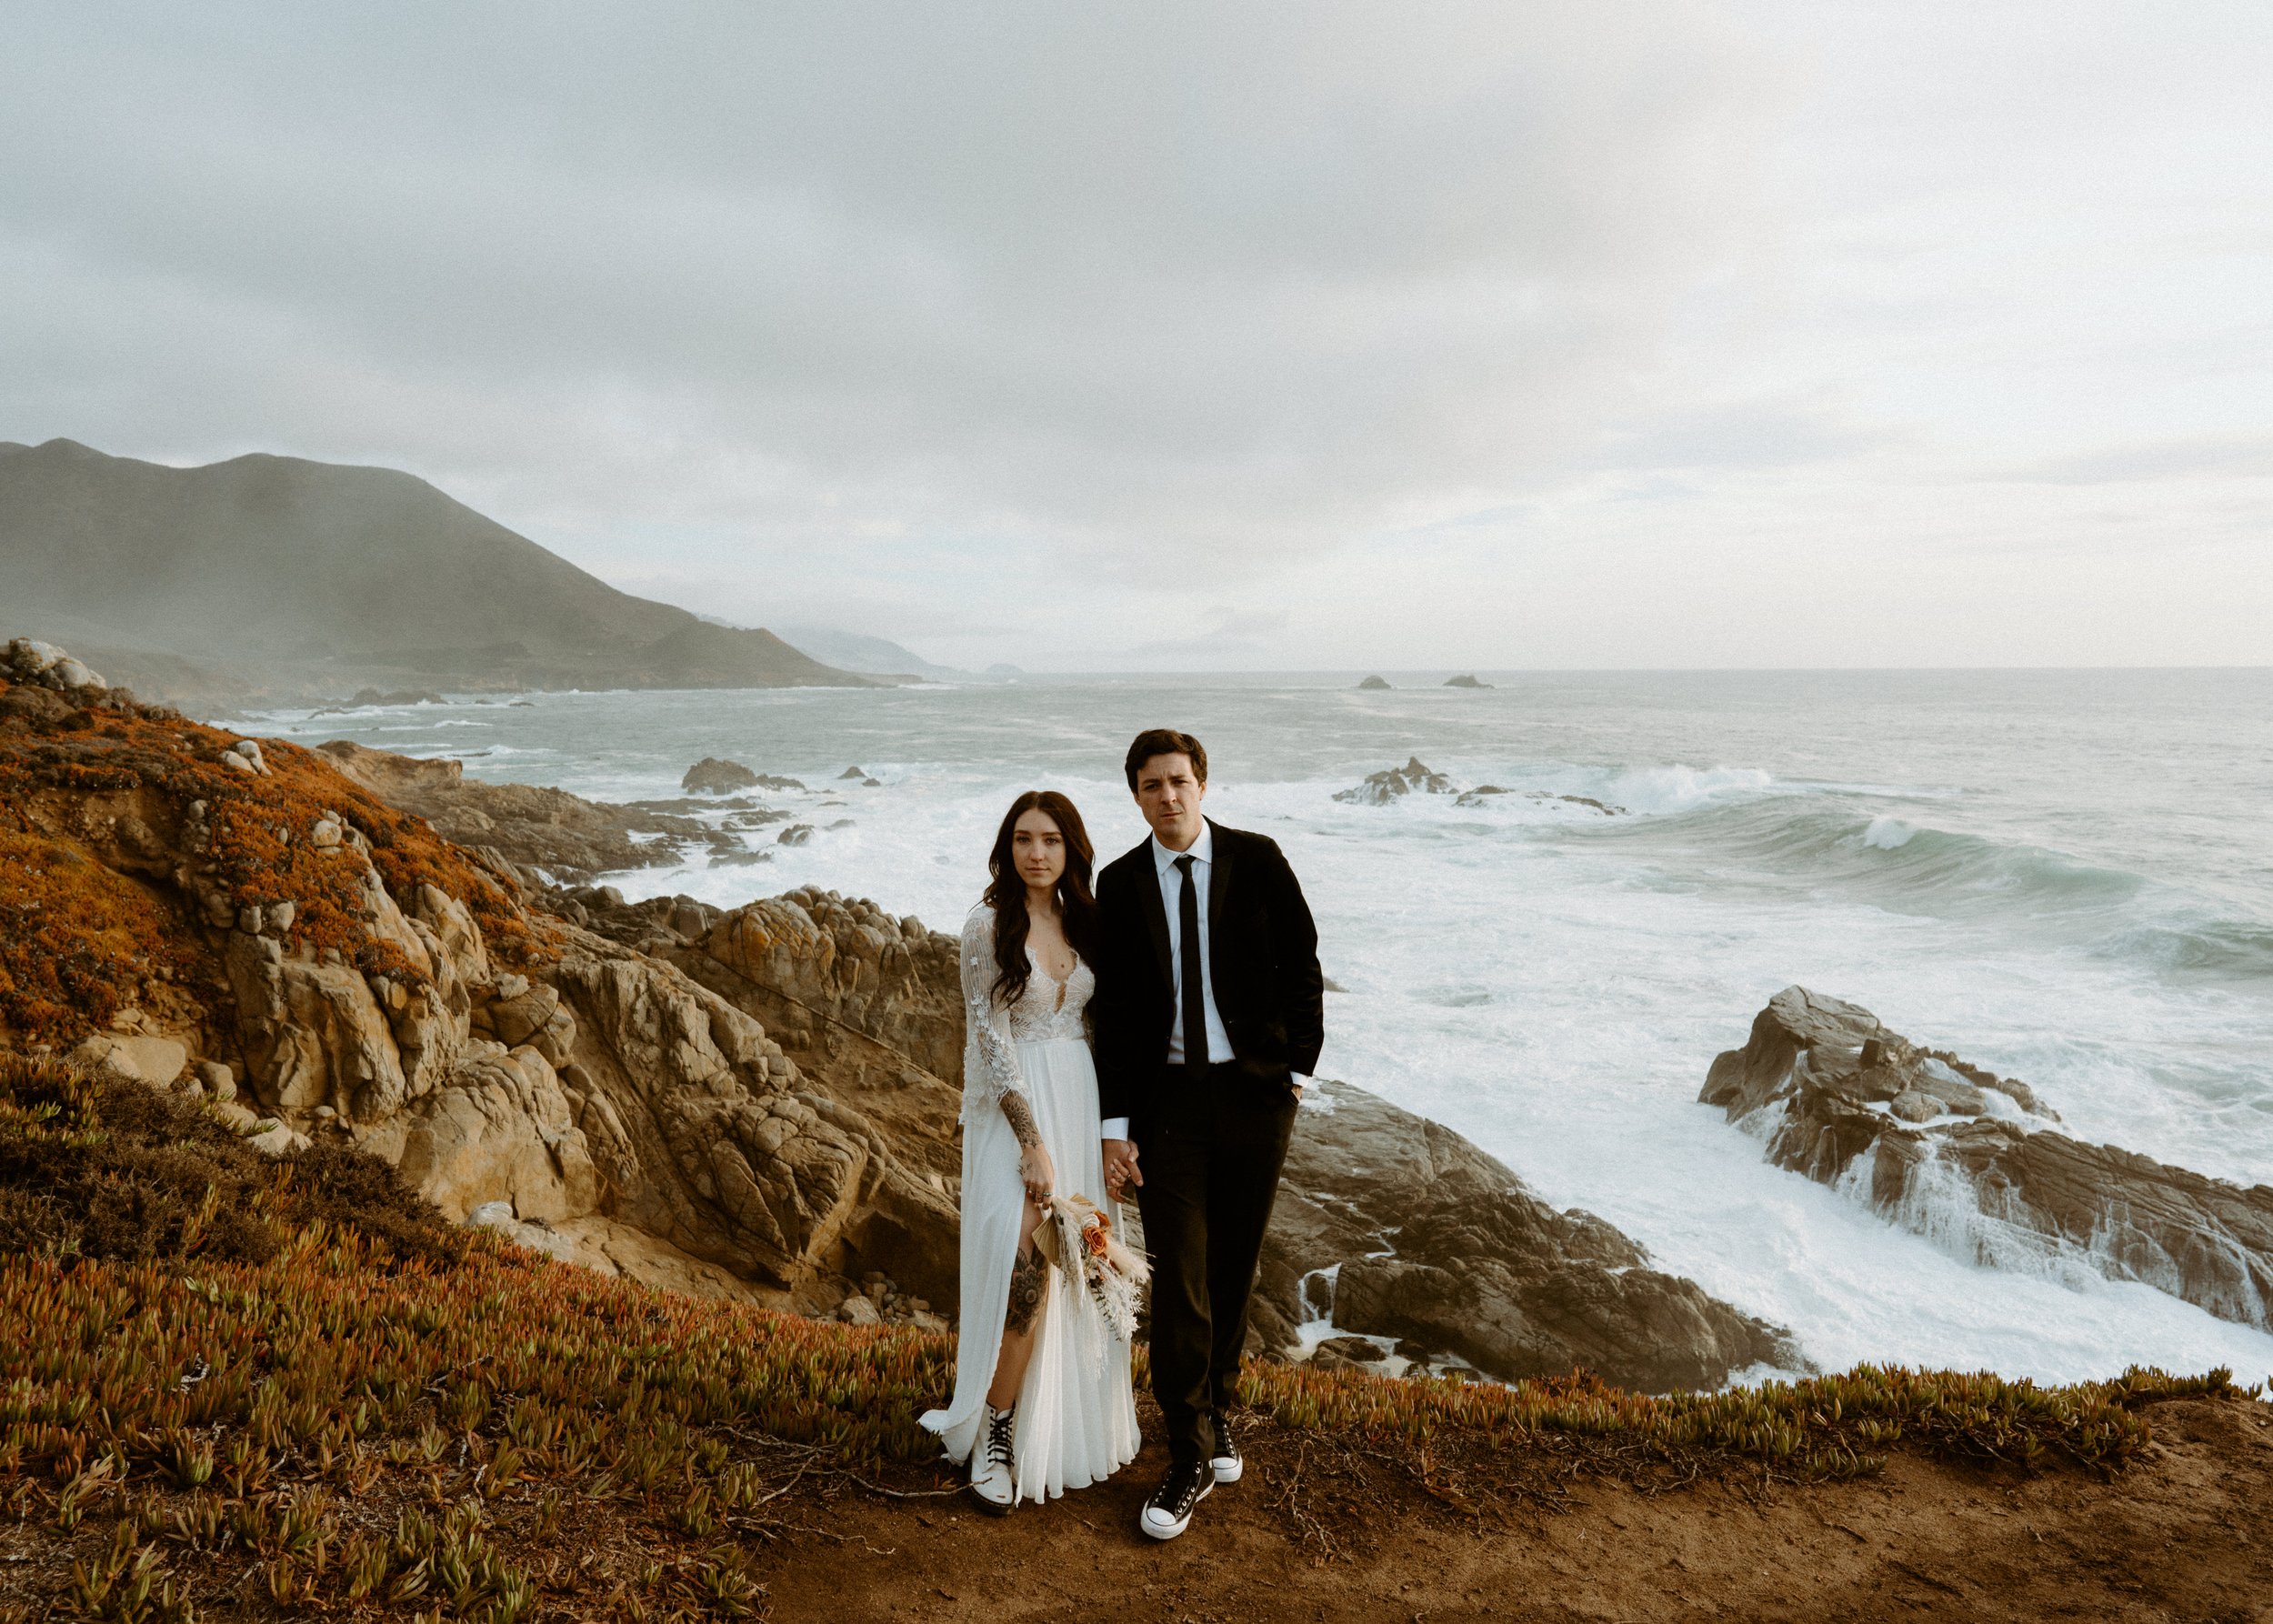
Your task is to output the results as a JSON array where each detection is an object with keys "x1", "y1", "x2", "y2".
[{"x1": 1091, "y1": 819, "x2": 1324, "y2": 1126}]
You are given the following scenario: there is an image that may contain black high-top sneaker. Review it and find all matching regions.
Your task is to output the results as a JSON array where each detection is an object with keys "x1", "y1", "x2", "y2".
[
  {"x1": 1207, "y1": 1416, "x2": 1243, "y2": 1485},
  {"x1": 1139, "y1": 1459, "x2": 1213, "y2": 1540}
]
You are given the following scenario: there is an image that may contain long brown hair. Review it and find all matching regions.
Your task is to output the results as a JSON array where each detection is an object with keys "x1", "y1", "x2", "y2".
[{"x1": 983, "y1": 790, "x2": 1098, "y2": 1006}]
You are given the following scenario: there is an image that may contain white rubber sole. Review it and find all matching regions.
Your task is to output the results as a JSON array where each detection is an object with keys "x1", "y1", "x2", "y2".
[
  {"x1": 1139, "y1": 1478, "x2": 1213, "y2": 1540},
  {"x1": 1209, "y1": 1456, "x2": 1242, "y2": 1485}
]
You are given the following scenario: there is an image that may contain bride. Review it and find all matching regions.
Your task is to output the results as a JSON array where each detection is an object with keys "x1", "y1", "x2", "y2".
[{"x1": 920, "y1": 790, "x2": 1140, "y2": 1512}]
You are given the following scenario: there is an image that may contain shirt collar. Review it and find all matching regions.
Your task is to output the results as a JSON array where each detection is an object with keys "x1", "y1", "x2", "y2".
[{"x1": 1151, "y1": 820, "x2": 1213, "y2": 874}]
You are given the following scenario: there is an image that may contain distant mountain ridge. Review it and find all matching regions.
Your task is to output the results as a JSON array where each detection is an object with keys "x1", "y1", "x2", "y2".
[
  {"x1": 775, "y1": 625, "x2": 1021, "y2": 683},
  {"x1": 0, "y1": 438, "x2": 874, "y2": 702}
]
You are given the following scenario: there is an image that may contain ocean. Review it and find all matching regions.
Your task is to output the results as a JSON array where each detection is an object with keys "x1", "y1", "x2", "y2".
[{"x1": 257, "y1": 668, "x2": 2273, "y2": 1385}]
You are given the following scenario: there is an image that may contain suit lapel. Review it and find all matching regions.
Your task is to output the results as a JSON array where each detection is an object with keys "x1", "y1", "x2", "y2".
[{"x1": 1135, "y1": 840, "x2": 1173, "y2": 985}]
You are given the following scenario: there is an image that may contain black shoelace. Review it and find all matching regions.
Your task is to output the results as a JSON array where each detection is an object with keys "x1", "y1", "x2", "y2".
[
  {"x1": 1155, "y1": 1465, "x2": 1206, "y2": 1512},
  {"x1": 985, "y1": 1410, "x2": 1015, "y2": 1470}
]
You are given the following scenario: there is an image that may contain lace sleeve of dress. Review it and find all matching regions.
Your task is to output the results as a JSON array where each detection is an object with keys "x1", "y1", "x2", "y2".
[{"x1": 959, "y1": 907, "x2": 1030, "y2": 1126}]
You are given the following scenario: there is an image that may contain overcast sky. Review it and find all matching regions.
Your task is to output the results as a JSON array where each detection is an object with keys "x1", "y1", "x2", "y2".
[{"x1": 4, "y1": 3, "x2": 2268, "y2": 669}]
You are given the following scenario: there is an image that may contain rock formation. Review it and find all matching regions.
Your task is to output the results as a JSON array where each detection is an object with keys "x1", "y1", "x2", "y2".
[
  {"x1": 1356, "y1": 675, "x2": 1391, "y2": 690},
  {"x1": 1444, "y1": 674, "x2": 1492, "y2": 688},
  {"x1": 5, "y1": 637, "x2": 108, "y2": 693},
  {"x1": 683, "y1": 757, "x2": 760, "y2": 794},
  {"x1": 1333, "y1": 758, "x2": 1625, "y2": 817},
  {"x1": 1251, "y1": 1081, "x2": 1787, "y2": 1391},
  {"x1": 0, "y1": 647, "x2": 956, "y2": 1326},
  {"x1": 1335, "y1": 757, "x2": 1456, "y2": 805},
  {"x1": 1454, "y1": 787, "x2": 1624, "y2": 815},
  {"x1": 317, "y1": 740, "x2": 746, "y2": 883},
  {"x1": 2, "y1": 637, "x2": 1787, "y2": 1386},
  {"x1": 1703, "y1": 987, "x2": 2273, "y2": 1330},
  {"x1": 574, "y1": 881, "x2": 1786, "y2": 1388}
]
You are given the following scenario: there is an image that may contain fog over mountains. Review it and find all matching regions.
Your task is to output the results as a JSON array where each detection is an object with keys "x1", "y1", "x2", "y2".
[{"x1": 0, "y1": 438, "x2": 878, "y2": 702}]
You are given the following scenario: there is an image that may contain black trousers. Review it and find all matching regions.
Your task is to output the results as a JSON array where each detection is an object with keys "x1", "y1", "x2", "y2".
[{"x1": 1133, "y1": 1062, "x2": 1299, "y2": 1469}]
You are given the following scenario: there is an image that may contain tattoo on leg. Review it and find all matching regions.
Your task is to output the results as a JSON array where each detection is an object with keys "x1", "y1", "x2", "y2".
[
  {"x1": 999, "y1": 1091, "x2": 1040, "y2": 1149},
  {"x1": 1006, "y1": 1241, "x2": 1047, "y2": 1335}
]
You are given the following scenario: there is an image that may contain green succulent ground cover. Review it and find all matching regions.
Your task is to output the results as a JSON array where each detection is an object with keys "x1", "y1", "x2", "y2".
[{"x1": 0, "y1": 1054, "x2": 2249, "y2": 1621}]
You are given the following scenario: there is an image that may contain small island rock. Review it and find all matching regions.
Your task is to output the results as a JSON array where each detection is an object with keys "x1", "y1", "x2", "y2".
[
  {"x1": 683, "y1": 757, "x2": 762, "y2": 794},
  {"x1": 1335, "y1": 757, "x2": 1456, "y2": 806}
]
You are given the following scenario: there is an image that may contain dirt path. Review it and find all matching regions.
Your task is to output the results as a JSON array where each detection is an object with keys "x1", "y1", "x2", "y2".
[{"x1": 758, "y1": 1398, "x2": 2273, "y2": 1623}]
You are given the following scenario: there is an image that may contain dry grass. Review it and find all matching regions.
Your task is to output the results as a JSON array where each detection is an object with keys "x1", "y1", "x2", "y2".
[
  {"x1": 0, "y1": 829, "x2": 199, "y2": 1045},
  {"x1": 0, "y1": 1053, "x2": 2245, "y2": 1624},
  {"x1": 1, "y1": 1208, "x2": 2241, "y2": 1623},
  {"x1": 1233, "y1": 1351, "x2": 2221, "y2": 1486},
  {"x1": 0, "y1": 1054, "x2": 463, "y2": 1270},
  {"x1": 0, "y1": 676, "x2": 551, "y2": 1048},
  {"x1": 0, "y1": 1236, "x2": 948, "y2": 1622}
]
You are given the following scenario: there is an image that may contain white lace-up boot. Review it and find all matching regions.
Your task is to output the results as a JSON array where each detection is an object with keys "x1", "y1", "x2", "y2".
[{"x1": 969, "y1": 1404, "x2": 1016, "y2": 1515}]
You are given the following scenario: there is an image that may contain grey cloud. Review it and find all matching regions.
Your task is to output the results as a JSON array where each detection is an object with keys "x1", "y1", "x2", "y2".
[
  {"x1": 0, "y1": 1, "x2": 1773, "y2": 571},
  {"x1": 1589, "y1": 401, "x2": 1894, "y2": 473},
  {"x1": 1991, "y1": 434, "x2": 2273, "y2": 486},
  {"x1": 1123, "y1": 608, "x2": 1293, "y2": 661}
]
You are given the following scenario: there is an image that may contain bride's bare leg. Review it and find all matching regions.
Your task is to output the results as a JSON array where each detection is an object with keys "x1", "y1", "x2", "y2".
[{"x1": 986, "y1": 1193, "x2": 1051, "y2": 1408}]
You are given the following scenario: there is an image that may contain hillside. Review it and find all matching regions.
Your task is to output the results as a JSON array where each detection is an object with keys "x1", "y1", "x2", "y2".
[
  {"x1": 0, "y1": 438, "x2": 872, "y2": 701},
  {"x1": 775, "y1": 625, "x2": 1021, "y2": 684}
]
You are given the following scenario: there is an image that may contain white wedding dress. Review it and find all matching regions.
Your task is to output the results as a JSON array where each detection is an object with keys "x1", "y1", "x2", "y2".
[{"x1": 919, "y1": 906, "x2": 1140, "y2": 1504}]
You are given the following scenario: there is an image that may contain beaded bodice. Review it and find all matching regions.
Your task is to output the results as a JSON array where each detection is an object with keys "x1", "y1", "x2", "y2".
[{"x1": 959, "y1": 907, "x2": 1091, "y2": 1114}]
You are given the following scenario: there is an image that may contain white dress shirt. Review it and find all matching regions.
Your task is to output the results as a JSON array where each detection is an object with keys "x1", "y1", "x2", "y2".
[{"x1": 1101, "y1": 825, "x2": 1236, "y2": 1141}]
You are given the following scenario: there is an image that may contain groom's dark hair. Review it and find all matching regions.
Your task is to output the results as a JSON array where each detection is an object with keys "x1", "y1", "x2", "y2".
[{"x1": 1125, "y1": 728, "x2": 1207, "y2": 792}]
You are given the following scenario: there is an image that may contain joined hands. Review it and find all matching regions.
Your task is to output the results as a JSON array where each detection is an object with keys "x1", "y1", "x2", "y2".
[{"x1": 1102, "y1": 1138, "x2": 1142, "y2": 1202}]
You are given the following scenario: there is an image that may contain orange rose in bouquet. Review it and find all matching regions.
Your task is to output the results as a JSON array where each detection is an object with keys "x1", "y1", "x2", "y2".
[{"x1": 1047, "y1": 1194, "x2": 1148, "y2": 1342}]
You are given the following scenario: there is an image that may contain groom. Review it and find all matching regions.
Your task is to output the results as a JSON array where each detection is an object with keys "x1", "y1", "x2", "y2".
[{"x1": 1093, "y1": 728, "x2": 1323, "y2": 1542}]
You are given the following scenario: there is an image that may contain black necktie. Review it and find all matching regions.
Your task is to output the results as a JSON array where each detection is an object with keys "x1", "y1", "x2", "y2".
[{"x1": 1175, "y1": 854, "x2": 1207, "y2": 1067}]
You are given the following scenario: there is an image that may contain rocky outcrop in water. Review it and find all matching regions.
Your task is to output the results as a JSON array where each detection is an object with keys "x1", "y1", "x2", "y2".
[
  {"x1": 1335, "y1": 757, "x2": 1455, "y2": 805},
  {"x1": 1337, "y1": 758, "x2": 1625, "y2": 817},
  {"x1": 1445, "y1": 674, "x2": 1491, "y2": 688},
  {"x1": 1252, "y1": 1081, "x2": 1787, "y2": 1391},
  {"x1": 318, "y1": 740, "x2": 750, "y2": 884},
  {"x1": 1356, "y1": 675, "x2": 1390, "y2": 690},
  {"x1": 1703, "y1": 987, "x2": 2273, "y2": 1330},
  {"x1": 682, "y1": 757, "x2": 760, "y2": 794}
]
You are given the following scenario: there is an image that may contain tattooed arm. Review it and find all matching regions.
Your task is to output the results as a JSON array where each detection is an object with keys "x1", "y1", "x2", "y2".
[
  {"x1": 999, "y1": 1089, "x2": 1040, "y2": 1148},
  {"x1": 1001, "y1": 1088, "x2": 1056, "y2": 1200}
]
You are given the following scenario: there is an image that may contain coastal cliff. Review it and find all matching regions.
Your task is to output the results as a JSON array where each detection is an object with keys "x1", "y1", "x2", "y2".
[
  {"x1": 1, "y1": 637, "x2": 1776, "y2": 1391},
  {"x1": 0, "y1": 638, "x2": 952, "y2": 1319},
  {"x1": 5, "y1": 638, "x2": 2266, "y2": 1621}
]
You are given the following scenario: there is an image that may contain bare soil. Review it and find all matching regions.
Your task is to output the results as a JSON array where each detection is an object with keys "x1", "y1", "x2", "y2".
[{"x1": 759, "y1": 1396, "x2": 2273, "y2": 1624}]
